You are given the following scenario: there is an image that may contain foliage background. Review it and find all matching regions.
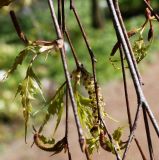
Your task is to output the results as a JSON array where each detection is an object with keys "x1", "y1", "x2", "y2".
[{"x1": 0, "y1": 0, "x2": 159, "y2": 157}]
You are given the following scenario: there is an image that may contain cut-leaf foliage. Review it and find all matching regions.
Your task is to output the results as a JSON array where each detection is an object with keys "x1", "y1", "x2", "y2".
[
  {"x1": 86, "y1": 137, "x2": 99, "y2": 154},
  {"x1": 39, "y1": 82, "x2": 66, "y2": 134},
  {"x1": 75, "y1": 93, "x2": 93, "y2": 132},
  {"x1": 4, "y1": 43, "x2": 58, "y2": 80},
  {"x1": 112, "y1": 127, "x2": 123, "y2": 141},
  {"x1": 133, "y1": 36, "x2": 151, "y2": 63},
  {"x1": 16, "y1": 67, "x2": 45, "y2": 142},
  {"x1": 4, "y1": 49, "x2": 28, "y2": 80}
]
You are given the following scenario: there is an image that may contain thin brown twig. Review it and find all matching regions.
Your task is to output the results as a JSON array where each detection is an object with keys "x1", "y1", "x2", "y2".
[
  {"x1": 142, "y1": 107, "x2": 155, "y2": 160},
  {"x1": 113, "y1": 0, "x2": 143, "y2": 85},
  {"x1": 106, "y1": 0, "x2": 159, "y2": 136},
  {"x1": 57, "y1": 0, "x2": 62, "y2": 31},
  {"x1": 69, "y1": 0, "x2": 101, "y2": 127},
  {"x1": 105, "y1": 0, "x2": 159, "y2": 159},
  {"x1": 48, "y1": 0, "x2": 86, "y2": 155},
  {"x1": 101, "y1": 119, "x2": 121, "y2": 160},
  {"x1": 69, "y1": 0, "x2": 102, "y2": 123},
  {"x1": 9, "y1": 10, "x2": 29, "y2": 44},
  {"x1": 143, "y1": 0, "x2": 159, "y2": 22},
  {"x1": 65, "y1": 86, "x2": 72, "y2": 160},
  {"x1": 64, "y1": 28, "x2": 81, "y2": 68},
  {"x1": 119, "y1": 46, "x2": 147, "y2": 160},
  {"x1": 69, "y1": 1, "x2": 122, "y2": 159},
  {"x1": 69, "y1": 0, "x2": 96, "y2": 62},
  {"x1": 61, "y1": 0, "x2": 65, "y2": 32},
  {"x1": 122, "y1": 103, "x2": 143, "y2": 159}
]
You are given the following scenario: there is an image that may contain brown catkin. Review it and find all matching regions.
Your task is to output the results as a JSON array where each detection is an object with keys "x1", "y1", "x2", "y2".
[{"x1": 80, "y1": 67, "x2": 105, "y2": 126}]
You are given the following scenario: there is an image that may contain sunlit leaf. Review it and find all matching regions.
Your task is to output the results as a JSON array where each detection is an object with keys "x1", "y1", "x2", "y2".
[
  {"x1": 86, "y1": 137, "x2": 99, "y2": 154},
  {"x1": 112, "y1": 127, "x2": 123, "y2": 141},
  {"x1": 26, "y1": 66, "x2": 45, "y2": 101},
  {"x1": 15, "y1": 67, "x2": 45, "y2": 142},
  {"x1": 3, "y1": 49, "x2": 28, "y2": 79},
  {"x1": 39, "y1": 82, "x2": 66, "y2": 134},
  {"x1": 75, "y1": 93, "x2": 93, "y2": 132},
  {"x1": 133, "y1": 35, "x2": 151, "y2": 63}
]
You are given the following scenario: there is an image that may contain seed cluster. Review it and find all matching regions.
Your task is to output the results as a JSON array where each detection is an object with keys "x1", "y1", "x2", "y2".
[{"x1": 80, "y1": 67, "x2": 105, "y2": 126}]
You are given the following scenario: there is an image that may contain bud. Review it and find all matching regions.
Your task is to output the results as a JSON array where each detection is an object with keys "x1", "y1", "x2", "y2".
[{"x1": 148, "y1": 27, "x2": 154, "y2": 41}]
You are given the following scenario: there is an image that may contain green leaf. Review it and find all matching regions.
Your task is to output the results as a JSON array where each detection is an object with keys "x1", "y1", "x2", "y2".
[
  {"x1": 27, "y1": 67, "x2": 45, "y2": 101},
  {"x1": 15, "y1": 67, "x2": 45, "y2": 142},
  {"x1": 3, "y1": 49, "x2": 28, "y2": 80},
  {"x1": 112, "y1": 127, "x2": 123, "y2": 142},
  {"x1": 16, "y1": 77, "x2": 33, "y2": 143},
  {"x1": 86, "y1": 137, "x2": 99, "y2": 154},
  {"x1": 76, "y1": 93, "x2": 93, "y2": 132},
  {"x1": 133, "y1": 35, "x2": 151, "y2": 63},
  {"x1": 39, "y1": 82, "x2": 66, "y2": 134}
]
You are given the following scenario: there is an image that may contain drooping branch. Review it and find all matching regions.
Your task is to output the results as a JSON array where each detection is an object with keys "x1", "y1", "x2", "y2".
[
  {"x1": 105, "y1": 0, "x2": 159, "y2": 159},
  {"x1": 113, "y1": 0, "x2": 143, "y2": 85},
  {"x1": 119, "y1": 46, "x2": 147, "y2": 160},
  {"x1": 65, "y1": 87, "x2": 72, "y2": 160},
  {"x1": 47, "y1": 0, "x2": 86, "y2": 155}
]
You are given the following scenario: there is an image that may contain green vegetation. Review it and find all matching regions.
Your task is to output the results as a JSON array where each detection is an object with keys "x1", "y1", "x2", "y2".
[{"x1": 0, "y1": 0, "x2": 159, "y2": 144}]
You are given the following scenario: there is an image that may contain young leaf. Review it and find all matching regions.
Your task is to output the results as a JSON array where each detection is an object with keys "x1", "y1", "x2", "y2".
[
  {"x1": 133, "y1": 36, "x2": 151, "y2": 63},
  {"x1": 75, "y1": 93, "x2": 93, "y2": 132},
  {"x1": 26, "y1": 67, "x2": 45, "y2": 101},
  {"x1": 3, "y1": 49, "x2": 28, "y2": 80},
  {"x1": 112, "y1": 127, "x2": 124, "y2": 141},
  {"x1": 15, "y1": 67, "x2": 45, "y2": 142},
  {"x1": 39, "y1": 82, "x2": 66, "y2": 134},
  {"x1": 86, "y1": 137, "x2": 99, "y2": 155},
  {"x1": 16, "y1": 77, "x2": 33, "y2": 143}
]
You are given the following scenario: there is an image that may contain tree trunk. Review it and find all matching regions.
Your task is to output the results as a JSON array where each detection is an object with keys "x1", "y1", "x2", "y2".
[{"x1": 91, "y1": 0, "x2": 104, "y2": 29}]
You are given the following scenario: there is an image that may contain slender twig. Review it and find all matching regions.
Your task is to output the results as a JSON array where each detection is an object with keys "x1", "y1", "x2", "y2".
[
  {"x1": 119, "y1": 46, "x2": 147, "y2": 160},
  {"x1": 119, "y1": 46, "x2": 132, "y2": 128},
  {"x1": 10, "y1": 10, "x2": 29, "y2": 44},
  {"x1": 64, "y1": 28, "x2": 81, "y2": 68},
  {"x1": 48, "y1": 0, "x2": 86, "y2": 154},
  {"x1": 61, "y1": 0, "x2": 65, "y2": 32},
  {"x1": 135, "y1": 139, "x2": 147, "y2": 160},
  {"x1": 143, "y1": 0, "x2": 159, "y2": 22},
  {"x1": 69, "y1": 0, "x2": 101, "y2": 125},
  {"x1": 113, "y1": 0, "x2": 143, "y2": 85},
  {"x1": 70, "y1": 0, "x2": 96, "y2": 62},
  {"x1": 105, "y1": 0, "x2": 159, "y2": 135},
  {"x1": 143, "y1": 107, "x2": 155, "y2": 160},
  {"x1": 69, "y1": 1, "x2": 122, "y2": 159},
  {"x1": 69, "y1": 0, "x2": 101, "y2": 128},
  {"x1": 122, "y1": 103, "x2": 143, "y2": 159},
  {"x1": 57, "y1": 0, "x2": 62, "y2": 31},
  {"x1": 105, "y1": 0, "x2": 159, "y2": 159},
  {"x1": 65, "y1": 86, "x2": 72, "y2": 160},
  {"x1": 101, "y1": 119, "x2": 121, "y2": 160}
]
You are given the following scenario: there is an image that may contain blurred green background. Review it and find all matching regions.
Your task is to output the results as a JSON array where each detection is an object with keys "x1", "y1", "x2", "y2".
[{"x1": 0, "y1": 0, "x2": 159, "y2": 152}]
